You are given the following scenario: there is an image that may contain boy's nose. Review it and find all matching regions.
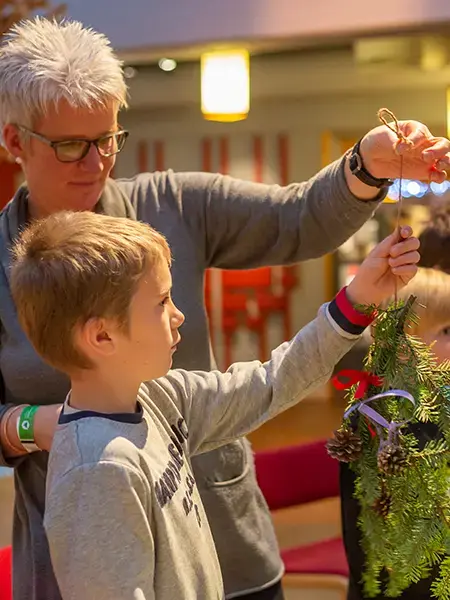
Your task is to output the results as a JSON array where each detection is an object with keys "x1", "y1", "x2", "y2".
[{"x1": 176, "y1": 309, "x2": 185, "y2": 326}]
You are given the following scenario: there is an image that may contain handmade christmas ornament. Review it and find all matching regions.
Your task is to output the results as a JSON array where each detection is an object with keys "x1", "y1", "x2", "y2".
[
  {"x1": 327, "y1": 109, "x2": 450, "y2": 599},
  {"x1": 376, "y1": 442, "x2": 408, "y2": 476},
  {"x1": 372, "y1": 483, "x2": 391, "y2": 519},
  {"x1": 326, "y1": 426, "x2": 363, "y2": 462},
  {"x1": 331, "y1": 299, "x2": 450, "y2": 599}
]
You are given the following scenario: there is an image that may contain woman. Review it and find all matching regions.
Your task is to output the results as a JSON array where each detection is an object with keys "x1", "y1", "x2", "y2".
[{"x1": 0, "y1": 17, "x2": 449, "y2": 600}]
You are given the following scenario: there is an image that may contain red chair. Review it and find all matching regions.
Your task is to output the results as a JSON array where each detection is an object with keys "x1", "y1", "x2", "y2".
[
  {"x1": 254, "y1": 440, "x2": 349, "y2": 599},
  {"x1": 0, "y1": 546, "x2": 12, "y2": 600},
  {"x1": 204, "y1": 266, "x2": 297, "y2": 366}
]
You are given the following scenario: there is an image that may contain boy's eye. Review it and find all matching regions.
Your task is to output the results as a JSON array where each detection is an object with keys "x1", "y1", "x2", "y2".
[
  {"x1": 442, "y1": 327, "x2": 450, "y2": 336},
  {"x1": 160, "y1": 296, "x2": 170, "y2": 306}
]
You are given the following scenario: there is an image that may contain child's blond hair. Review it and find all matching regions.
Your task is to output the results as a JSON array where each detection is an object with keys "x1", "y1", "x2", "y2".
[
  {"x1": 392, "y1": 268, "x2": 450, "y2": 336},
  {"x1": 11, "y1": 211, "x2": 171, "y2": 372}
]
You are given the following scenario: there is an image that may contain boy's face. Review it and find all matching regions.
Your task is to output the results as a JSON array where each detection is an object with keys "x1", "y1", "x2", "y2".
[
  {"x1": 114, "y1": 262, "x2": 185, "y2": 381},
  {"x1": 421, "y1": 323, "x2": 450, "y2": 365}
]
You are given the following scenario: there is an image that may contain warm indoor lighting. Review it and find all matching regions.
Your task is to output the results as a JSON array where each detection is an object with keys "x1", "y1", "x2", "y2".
[
  {"x1": 159, "y1": 58, "x2": 177, "y2": 72},
  {"x1": 200, "y1": 50, "x2": 250, "y2": 122}
]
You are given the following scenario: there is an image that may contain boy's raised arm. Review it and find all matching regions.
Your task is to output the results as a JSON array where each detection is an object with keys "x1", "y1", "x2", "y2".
[
  {"x1": 148, "y1": 227, "x2": 419, "y2": 456},
  {"x1": 152, "y1": 292, "x2": 370, "y2": 456}
]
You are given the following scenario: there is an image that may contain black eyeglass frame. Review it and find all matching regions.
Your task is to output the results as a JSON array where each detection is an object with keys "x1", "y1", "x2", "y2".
[{"x1": 16, "y1": 125, "x2": 129, "y2": 163}]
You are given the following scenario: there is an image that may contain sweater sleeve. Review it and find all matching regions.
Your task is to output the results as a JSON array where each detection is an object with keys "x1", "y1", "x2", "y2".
[
  {"x1": 126, "y1": 154, "x2": 384, "y2": 269},
  {"x1": 147, "y1": 289, "x2": 375, "y2": 456},
  {"x1": 44, "y1": 462, "x2": 155, "y2": 600}
]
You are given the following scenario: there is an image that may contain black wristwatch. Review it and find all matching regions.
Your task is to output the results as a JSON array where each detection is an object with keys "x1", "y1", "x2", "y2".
[{"x1": 349, "y1": 139, "x2": 394, "y2": 189}]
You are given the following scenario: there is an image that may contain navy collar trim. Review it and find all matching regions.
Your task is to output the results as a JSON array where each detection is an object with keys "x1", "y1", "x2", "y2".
[{"x1": 58, "y1": 401, "x2": 144, "y2": 425}]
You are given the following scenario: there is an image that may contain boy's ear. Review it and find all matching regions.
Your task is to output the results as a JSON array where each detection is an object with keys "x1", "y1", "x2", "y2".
[{"x1": 75, "y1": 318, "x2": 118, "y2": 359}]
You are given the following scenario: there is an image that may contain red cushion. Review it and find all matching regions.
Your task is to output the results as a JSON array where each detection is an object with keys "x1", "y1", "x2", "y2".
[
  {"x1": 281, "y1": 537, "x2": 349, "y2": 578},
  {"x1": 0, "y1": 546, "x2": 12, "y2": 600},
  {"x1": 255, "y1": 440, "x2": 340, "y2": 511}
]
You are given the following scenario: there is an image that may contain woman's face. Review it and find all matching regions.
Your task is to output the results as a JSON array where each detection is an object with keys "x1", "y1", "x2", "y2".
[{"x1": 3, "y1": 98, "x2": 119, "y2": 218}]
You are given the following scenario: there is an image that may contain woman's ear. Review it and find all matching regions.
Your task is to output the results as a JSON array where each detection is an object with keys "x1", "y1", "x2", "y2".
[{"x1": 2, "y1": 124, "x2": 26, "y2": 163}]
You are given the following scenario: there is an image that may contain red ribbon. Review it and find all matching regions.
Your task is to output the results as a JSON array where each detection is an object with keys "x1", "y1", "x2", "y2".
[
  {"x1": 333, "y1": 369, "x2": 383, "y2": 438},
  {"x1": 365, "y1": 418, "x2": 377, "y2": 438},
  {"x1": 332, "y1": 369, "x2": 383, "y2": 400}
]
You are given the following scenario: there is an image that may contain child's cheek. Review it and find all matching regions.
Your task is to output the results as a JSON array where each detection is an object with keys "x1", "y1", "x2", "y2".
[{"x1": 432, "y1": 338, "x2": 450, "y2": 365}]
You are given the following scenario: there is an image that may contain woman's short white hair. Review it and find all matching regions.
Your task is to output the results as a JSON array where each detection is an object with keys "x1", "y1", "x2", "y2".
[{"x1": 0, "y1": 18, "x2": 128, "y2": 143}]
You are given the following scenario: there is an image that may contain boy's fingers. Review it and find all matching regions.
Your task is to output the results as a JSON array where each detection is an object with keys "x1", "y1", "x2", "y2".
[
  {"x1": 369, "y1": 231, "x2": 399, "y2": 258},
  {"x1": 391, "y1": 264, "x2": 418, "y2": 279},
  {"x1": 390, "y1": 237, "x2": 420, "y2": 258},
  {"x1": 388, "y1": 250, "x2": 420, "y2": 268},
  {"x1": 370, "y1": 227, "x2": 415, "y2": 258},
  {"x1": 399, "y1": 225, "x2": 413, "y2": 240}
]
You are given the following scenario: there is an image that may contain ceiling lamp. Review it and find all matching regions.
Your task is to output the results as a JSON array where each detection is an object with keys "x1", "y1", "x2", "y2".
[
  {"x1": 200, "y1": 49, "x2": 250, "y2": 122},
  {"x1": 158, "y1": 58, "x2": 177, "y2": 72}
]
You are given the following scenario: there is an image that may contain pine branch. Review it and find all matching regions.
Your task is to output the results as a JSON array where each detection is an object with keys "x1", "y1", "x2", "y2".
[
  {"x1": 432, "y1": 558, "x2": 450, "y2": 599},
  {"x1": 395, "y1": 295, "x2": 417, "y2": 333},
  {"x1": 332, "y1": 296, "x2": 450, "y2": 598}
]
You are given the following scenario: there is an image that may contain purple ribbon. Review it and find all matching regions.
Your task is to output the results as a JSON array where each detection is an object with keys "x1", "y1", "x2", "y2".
[{"x1": 344, "y1": 389, "x2": 415, "y2": 451}]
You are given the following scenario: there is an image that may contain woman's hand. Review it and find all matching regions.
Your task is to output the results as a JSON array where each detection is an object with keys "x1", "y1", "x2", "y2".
[
  {"x1": 361, "y1": 120, "x2": 450, "y2": 182},
  {"x1": 345, "y1": 120, "x2": 450, "y2": 200}
]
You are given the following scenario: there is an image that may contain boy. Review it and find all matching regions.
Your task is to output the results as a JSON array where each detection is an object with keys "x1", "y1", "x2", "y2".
[{"x1": 10, "y1": 211, "x2": 419, "y2": 600}]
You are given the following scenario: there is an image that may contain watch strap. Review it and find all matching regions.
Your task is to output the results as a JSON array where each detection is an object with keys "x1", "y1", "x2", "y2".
[{"x1": 349, "y1": 139, "x2": 394, "y2": 189}]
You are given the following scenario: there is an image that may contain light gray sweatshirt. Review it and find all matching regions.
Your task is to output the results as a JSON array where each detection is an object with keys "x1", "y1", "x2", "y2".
[
  {"x1": 0, "y1": 156, "x2": 383, "y2": 600},
  {"x1": 44, "y1": 300, "x2": 367, "y2": 600}
]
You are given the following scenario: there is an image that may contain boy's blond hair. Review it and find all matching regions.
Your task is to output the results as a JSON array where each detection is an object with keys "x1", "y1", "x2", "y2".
[
  {"x1": 393, "y1": 268, "x2": 450, "y2": 336},
  {"x1": 11, "y1": 211, "x2": 171, "y2": 372}
]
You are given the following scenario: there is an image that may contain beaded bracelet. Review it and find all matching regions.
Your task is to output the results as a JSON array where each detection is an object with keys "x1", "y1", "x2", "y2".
[{"x1": 0, "y1": 405, "x2": 26, "y2": 454}]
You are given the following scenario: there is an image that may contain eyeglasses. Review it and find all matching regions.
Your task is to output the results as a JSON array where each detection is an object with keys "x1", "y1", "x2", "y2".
[{"x1": 16, "y1": 126, "x2": 129, "y2": 163}]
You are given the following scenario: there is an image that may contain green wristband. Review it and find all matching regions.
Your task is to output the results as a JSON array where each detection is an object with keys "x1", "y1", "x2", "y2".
[{"x1": 17, "y1": 405, "x2": 39, "y2": 443}]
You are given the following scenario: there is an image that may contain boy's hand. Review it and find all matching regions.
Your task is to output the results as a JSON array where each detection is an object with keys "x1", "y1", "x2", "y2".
[{"x1": 346, "y1": 226, "x2": 420, "y2": 307}]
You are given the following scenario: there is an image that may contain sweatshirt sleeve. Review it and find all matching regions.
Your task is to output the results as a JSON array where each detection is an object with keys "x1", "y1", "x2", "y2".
[
  {"x1": 148, "y1": 288, "x2": 375, "y2": 456},
  {"x1": 44, "y1": 462, "x2": 155, "y2": 600},
  {"x1": 128, "y1": 154, "x2": 384, "y2": 269}
]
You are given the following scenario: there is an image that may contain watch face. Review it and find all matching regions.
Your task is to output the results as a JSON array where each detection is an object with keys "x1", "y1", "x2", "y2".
[
  {"x1": 349, "y1": 146, "x2": 362, "y2": 175},
  {"x1": 352, "y1": 151, "x2": 363, "y2": 172}
]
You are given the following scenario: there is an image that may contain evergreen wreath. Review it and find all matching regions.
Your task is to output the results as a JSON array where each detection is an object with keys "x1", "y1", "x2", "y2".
[{"x1": 328, "y1": 296, "x2": 450, "y2": 598}]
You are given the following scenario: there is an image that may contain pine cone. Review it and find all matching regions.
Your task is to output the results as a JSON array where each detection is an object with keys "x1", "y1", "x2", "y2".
[
  {"x1": 326, "y1": 428, "x2": 362, "y2": 463},
  {"x1": 377, "y1": 443, "x2": 408, "y2": 475},
  {"x1": 373, "y1": 492, "x2": 391, "y2": 519}
]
